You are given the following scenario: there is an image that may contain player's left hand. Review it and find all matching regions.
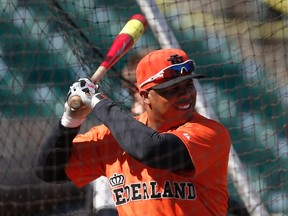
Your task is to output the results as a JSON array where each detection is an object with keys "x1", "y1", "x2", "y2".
[{"x1": 61, "y1": 77, "x2": 99, "y2": 128}]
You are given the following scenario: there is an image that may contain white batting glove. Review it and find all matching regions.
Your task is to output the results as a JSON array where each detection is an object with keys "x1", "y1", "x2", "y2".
[{"x1": 61, "y1": 77, "x2": 101, "y2": 128}]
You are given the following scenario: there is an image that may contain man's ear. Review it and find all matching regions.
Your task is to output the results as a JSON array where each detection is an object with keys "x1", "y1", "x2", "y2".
[{"x1": 140, "y1": 91, "x2": 150, "y2": 104}]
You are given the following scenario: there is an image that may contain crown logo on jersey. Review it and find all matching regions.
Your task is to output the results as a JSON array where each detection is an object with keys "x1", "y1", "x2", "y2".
[{"x1": 109, "y1": 173, "x2": 125, "y2": 187}]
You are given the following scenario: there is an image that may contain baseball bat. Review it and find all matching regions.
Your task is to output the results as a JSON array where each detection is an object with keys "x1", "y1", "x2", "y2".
[{"x1": 68, "y1": 14, "x2": 148, "y2": 110}]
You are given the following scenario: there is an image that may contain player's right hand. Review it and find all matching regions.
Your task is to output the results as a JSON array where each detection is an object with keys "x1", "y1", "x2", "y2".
[{"x1": 61, "y1": 78, "x2": 99, "y2": 128}]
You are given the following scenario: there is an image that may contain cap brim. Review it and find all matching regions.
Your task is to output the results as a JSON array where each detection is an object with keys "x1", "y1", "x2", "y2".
[{"x1": 151, "y1": 74, "x2": 206, "y2": 90}]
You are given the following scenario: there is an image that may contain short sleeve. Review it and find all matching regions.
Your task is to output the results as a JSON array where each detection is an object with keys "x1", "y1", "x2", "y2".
[
  {"x1": 172, "y1": 119, "x2": 231, "y2": 177},
  {"x1": 65, "y1": 124, "x2": 121, "y2": 187}
]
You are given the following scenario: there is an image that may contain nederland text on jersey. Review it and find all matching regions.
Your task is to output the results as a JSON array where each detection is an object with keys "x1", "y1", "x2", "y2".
[{"x1": 109, "y1": 173, "x2": 197, "y2": 205}]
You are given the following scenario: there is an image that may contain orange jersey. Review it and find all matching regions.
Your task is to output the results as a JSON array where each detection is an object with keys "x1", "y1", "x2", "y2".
[{"x1": 65, "y1": 111, "x2": 231, "y2": 216}]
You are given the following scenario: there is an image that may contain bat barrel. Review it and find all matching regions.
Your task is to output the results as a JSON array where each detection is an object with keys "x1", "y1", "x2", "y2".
[
  {"x1": 120, "y1": 14, "x2": 148, "y2": 42},
  {"x1": 100, "y1": 14, "x2": 148, "y2": 71}
]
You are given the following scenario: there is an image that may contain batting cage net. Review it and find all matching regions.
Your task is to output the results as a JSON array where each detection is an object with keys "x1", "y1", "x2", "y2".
[{"x1": 1, "y1": 0, "x2": 287, "y2": 215}]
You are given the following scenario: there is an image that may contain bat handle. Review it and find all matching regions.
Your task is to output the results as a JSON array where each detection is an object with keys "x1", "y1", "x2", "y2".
[
  {"x1": 90, "y1": 66, "x2": 107, "y2": 83},
  {"x1": 67, "y1": 66, "x2": 107, "y2": 110}
]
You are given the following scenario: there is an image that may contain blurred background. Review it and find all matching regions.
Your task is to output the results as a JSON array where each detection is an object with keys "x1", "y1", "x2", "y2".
[{"x1": 0, "y1": 0, "x2": 287, "y2": 215}]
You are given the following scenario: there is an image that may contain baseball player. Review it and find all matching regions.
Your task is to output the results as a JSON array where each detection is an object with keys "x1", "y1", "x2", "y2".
[{"x1": 36, "y1": 48, "x2": 231, "y2": 215}]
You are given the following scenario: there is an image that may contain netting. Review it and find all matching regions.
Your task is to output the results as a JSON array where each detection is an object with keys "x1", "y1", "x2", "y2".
[{"x1": 0, "y1": 0, "x2": 287, "y2": 215}]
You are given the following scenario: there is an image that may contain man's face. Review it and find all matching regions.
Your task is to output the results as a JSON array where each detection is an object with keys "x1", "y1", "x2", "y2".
[{"x1": 147, "y1": 79, "x2": 197, "y2": 127}]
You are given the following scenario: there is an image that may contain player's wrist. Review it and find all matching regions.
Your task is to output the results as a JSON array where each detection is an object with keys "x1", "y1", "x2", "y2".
[
  {"x1": 61, "y1": 102, "x2": 87, "y2": 128},
  {"x1": 61, "y1": 111, "x2": 86, "y2": 128},
  {"x1": 91, "y1": 93, "x2": 108, "y2": 108}
]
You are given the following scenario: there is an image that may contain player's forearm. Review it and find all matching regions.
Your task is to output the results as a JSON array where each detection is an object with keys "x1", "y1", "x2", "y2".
[
  {"x1": 35, "y1": 121, "x2": 80, "y2": 183},
  {"x1": 94, "y1": 99, "x2": 194, "y2": 172}
]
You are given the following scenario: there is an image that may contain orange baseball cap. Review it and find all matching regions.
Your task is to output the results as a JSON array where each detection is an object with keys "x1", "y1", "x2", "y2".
[{"x1": 136, "y1": 48, "x2": 205, "y2": 91}]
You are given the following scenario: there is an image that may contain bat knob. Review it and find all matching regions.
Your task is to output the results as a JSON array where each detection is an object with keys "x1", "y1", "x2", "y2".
[{"x1": 68, "y1": 95, "x2": 83, "y2": 110}]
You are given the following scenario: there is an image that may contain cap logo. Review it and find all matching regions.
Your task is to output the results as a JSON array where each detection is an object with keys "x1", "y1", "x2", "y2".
[{"x1": 167, "y1": 54, "x2": 184, "y2": 64}]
